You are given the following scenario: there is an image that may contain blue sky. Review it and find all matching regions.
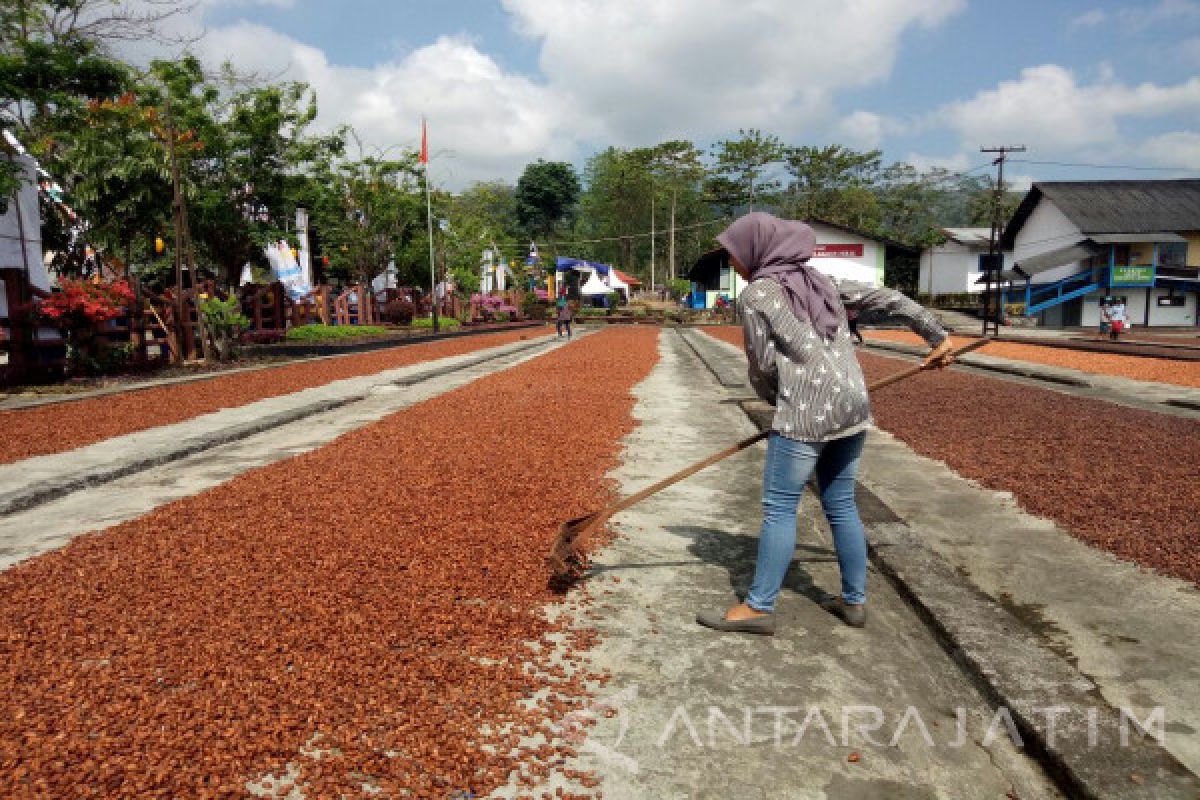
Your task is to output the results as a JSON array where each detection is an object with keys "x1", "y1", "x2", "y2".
[{"x1": 183, "y1": 0, "x2": 1200, "y2": 187}]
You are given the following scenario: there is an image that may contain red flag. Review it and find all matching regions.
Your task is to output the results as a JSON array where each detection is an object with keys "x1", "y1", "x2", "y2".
[{"x1": 419, "y1": 119, "x2": 428, "y2": 165}]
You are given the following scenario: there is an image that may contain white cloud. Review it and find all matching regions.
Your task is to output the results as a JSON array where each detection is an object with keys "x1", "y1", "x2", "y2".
[
  {"x1": 836, "y1": 111, "x2": 887, "y2": 151},
  {"x1": 124, "y1": 0, "x2": 968, "y2": 186},
  {"x1": 1069, "y1": 9, "x2": 1108, "y2": 28},
  {"x1": 1071, "y1": 1, "x2": 1200, "y2": 28},
  {"x1": 501, "y1": 0, "x2": 965, "y2": 145},
  {"x1": 937, "y1": 64, "x2": 1200, "y2": 151},
  {"x1": 1120, "y1": 0, "x2": 1200, "y2": 27},
  {"x1": 835, "y1": 111, "x2": 915, "y2": 151},
  {"x1": 201, "y1": 0, "x2": 295, "y2": 8},
  {"x1": 126, "y1": 18, "x2": 578, "y2": 187},
  {"x1": 1140, "y1": 131, "x2": 1200, "y2": 166}
]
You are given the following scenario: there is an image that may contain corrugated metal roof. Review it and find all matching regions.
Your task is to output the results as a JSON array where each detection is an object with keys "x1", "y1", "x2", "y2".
[
  {"x1": 1003, "y1": 181, "x2": 1200, "y2": 248},
  {"x1": 1041, "y1": 180, "x2": 1200, "y2": 232},
  {"x1": 941, "y1": 227, "x2": 993, "y2": 246},
  {"x1": 1090, "y1": 232, "x2": 1187, "y2": 243}
]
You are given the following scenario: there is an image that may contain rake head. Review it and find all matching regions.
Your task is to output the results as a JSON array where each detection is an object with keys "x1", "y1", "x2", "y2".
[{"x1": 547, "y1": 511, "x2": 608, "y2": 586}]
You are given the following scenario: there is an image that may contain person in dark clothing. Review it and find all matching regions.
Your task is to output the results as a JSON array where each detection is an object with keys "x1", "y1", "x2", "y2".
[
  {"x1": 556, "y1": 294, "x2": 573, "y2": 338},
  {"x1": 846, "y1": 307, "x2": 864, "y2": 344}
]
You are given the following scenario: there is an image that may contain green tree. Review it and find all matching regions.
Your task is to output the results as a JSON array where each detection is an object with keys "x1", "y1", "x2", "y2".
[
  {"x1": 783, "y1": 145, "x2": 882, "y2": 229},
  {"x1": 514, "y1": 159, "x2": 580, "y2": 242},
  {"x1": 648, "y1": 140, "x2": 707, "y2": 283},
  {"x1": 706, "y1": 128, "x2": 785, "y2": 214},
  {"x1": 191, "y1": 72, "x2": 345, "y2": 286},
  {"x1": 966, "y1": 178, "x2": 1023, "y2": 229},
  {"x1": 56, "y1": 88, "x2": 174, "y2": 278},
  {"x1": 0, "y1": 1, "x2": 128, "y2": 200},
  {"x1": 440, "y1": 181, "x2": 520, "y2": 293},
  {"x1": 578, "y1": 146, "x2": 653, "y2": 271},
  {"x1": 309, "y1": 151, "x2": 424, "y2": 288}
]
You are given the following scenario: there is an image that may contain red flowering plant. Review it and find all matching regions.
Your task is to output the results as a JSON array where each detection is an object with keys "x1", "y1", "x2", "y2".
[
  {"x1": 36, "y1": 279, "x2": 137, "y2": 375},
  {"x1": 38, "y1": 279, "x2": 135, "y2": 328}
]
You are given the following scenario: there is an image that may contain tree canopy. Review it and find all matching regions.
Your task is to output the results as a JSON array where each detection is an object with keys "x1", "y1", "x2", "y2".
[{"x1": 2, "y1": 1, "x2": 1024, "y2": 295}]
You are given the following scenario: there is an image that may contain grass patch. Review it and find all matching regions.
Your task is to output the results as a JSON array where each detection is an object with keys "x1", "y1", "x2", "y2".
[
  {"x1": 285, "y1": 324, "x2": 392, "y2": 342},
  {"x1": 409, "y1": 316, "x2": 461, "y2": 329}
]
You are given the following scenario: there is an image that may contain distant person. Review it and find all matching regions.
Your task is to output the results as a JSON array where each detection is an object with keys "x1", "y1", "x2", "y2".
[
  {"x1": 846, "y1": 307, "x2": 864, "y2": 344},
  {"x1": 1098, "y1": 298, "x2": 1112, "y2": 338},
  {"x1": 1109, "y1": 298, "x2": 1127, "y2": 340},
  {"x1": 555, "y1": 293, "x2": 573, "y2": 339}
]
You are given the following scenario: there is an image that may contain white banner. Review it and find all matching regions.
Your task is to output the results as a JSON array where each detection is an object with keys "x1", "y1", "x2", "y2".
[{"x1": 265, "y1": 240, "x2": 311, "y2": 301}]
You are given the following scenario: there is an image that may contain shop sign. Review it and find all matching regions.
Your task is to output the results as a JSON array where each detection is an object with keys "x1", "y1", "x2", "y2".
[
  {"x1": 814, "y1": 243, "x2": 864, "y2": 258},
  {"x1": 1110, "y1": 265, "x2": 1155, "y2": 287}
]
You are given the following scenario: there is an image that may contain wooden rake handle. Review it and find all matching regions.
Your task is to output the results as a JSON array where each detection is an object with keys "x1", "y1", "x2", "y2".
[{"x1": 595, "y1": 336, "x2": 987, "y2": 523}]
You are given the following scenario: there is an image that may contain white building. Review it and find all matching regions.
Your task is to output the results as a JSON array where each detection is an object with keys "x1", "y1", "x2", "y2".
[
  {"x1": 999, "y1": 180, "x2": 1200, "y2": 328},
  {"x1": 687, "y1": 219, "x2": 910, "y2": 308},
  {"x1": 918, "y1": 228, "x2": 1012, "y2": 296}
]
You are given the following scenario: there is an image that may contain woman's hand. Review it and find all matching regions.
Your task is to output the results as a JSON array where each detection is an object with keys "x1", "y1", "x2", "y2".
[{"x1": 922, "y1": 338, "x2": 956, "y2": 369}]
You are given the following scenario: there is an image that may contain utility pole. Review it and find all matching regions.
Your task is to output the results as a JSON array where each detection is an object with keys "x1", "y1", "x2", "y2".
[
  {"x1": 649, "y1": 180, "x2": 655, "y2": 296},
  {"x1": 980, "y1": 145, "x2": 1025, "y2": 337},
  {"x1": 421, "y1": 117, "x2": 438, "y2": 332},
  {"x1": 668, "y1": 186, "x2": 677, "y2": 283}
]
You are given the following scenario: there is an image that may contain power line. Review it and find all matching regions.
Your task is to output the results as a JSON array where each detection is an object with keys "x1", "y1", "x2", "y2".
[
  {"x1": 1010, "y1": 159, "x2": 1200, "y2": 173},
  {"x1": 487, "y1": 217, "x2": 730, "y2": 250}
]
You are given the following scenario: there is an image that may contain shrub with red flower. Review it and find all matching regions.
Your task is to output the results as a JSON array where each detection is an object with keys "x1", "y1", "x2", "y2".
[{"x1": 37, "y1": 279, "x2": 135, "y2": 329}]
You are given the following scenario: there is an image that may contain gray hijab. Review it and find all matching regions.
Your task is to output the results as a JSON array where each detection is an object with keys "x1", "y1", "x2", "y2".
[{"x1": 717, "y1": 212, "x2": 843, "y2": 340}]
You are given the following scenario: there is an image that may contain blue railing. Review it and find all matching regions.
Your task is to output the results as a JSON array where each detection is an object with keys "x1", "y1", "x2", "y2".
[{"x1": 1025, "y1": 269, "x2": 1102, "y2": 316}]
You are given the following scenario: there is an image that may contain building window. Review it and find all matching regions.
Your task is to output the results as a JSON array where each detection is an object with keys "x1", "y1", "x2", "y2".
[
  {"x1": 1158, "y1": 242, "x2": 1188, "y2": 268},
  {"x1": 719, "y1": 265, "x2": 731, "y2": 291}
]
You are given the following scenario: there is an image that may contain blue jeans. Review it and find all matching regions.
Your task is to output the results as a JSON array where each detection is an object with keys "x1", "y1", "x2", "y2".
[{"x1": 746, "y1": 431, "x2": 868, "y2": 612}]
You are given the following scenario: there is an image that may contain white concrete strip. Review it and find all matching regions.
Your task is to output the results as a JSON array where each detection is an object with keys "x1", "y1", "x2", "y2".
[
  {"x1": 0, "y1": 333, "x2": 585, "y2": 571},
  {"x1": 858, "y1": 430, "x2": 1200, "y2": 776}
]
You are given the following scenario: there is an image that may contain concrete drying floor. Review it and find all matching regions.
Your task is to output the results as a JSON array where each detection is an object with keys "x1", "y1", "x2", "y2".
[{"x1": 552, "y1": 331, "x2": 1062, "y2": 800}]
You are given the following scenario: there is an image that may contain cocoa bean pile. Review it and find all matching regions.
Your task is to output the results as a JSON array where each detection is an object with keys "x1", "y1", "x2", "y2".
[
  {"x1": 0, "y1": 330, "x2": 540, "y2": 466},
  {"x1": 857, "y1": 351, "x2": 1200, "y2": 586},
  {"x1": 702, "y1": 327, "x2": 1200, "y2": 586},
  {"x1": 0, "y1": 327, "x2": 660, "y2": 798},
  {"x1": 863, "y1": 330, "x2": 1200, "y2": 389},
  {"x1": 699, "y1": 326, "x2": 742, "y2": 350}
]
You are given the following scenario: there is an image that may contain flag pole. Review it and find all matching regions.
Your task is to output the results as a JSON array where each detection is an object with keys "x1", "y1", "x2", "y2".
[{"x1": 422, "y1": 116, "x2": 439, "y2": 333}]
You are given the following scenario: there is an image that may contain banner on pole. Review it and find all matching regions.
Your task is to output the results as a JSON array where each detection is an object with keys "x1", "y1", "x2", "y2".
[{"x1": 265, "y1": 240, "x2": 312, "y2": 301}]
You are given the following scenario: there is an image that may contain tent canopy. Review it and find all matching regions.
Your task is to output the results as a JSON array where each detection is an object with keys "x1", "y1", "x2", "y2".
[
  {"x1": 557, "y1": 256, "x2": 610, "y2": 274},
  {"x1": 580, "y1": 270, "x2": 612, "y2": 296}
]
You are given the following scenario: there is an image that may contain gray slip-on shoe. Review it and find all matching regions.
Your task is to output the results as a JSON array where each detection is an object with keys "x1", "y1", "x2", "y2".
[
  {"x1": 820, "y1": 597, "x2": 867, "y2": 628},
  {"x1": 696, "y1": 609, "x2": 776, "y2": 636}
]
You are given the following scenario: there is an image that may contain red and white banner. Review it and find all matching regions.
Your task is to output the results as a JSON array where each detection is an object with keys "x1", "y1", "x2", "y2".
[{"x1": 813, "y1": 243, "x2": 864, "y2": 258}]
